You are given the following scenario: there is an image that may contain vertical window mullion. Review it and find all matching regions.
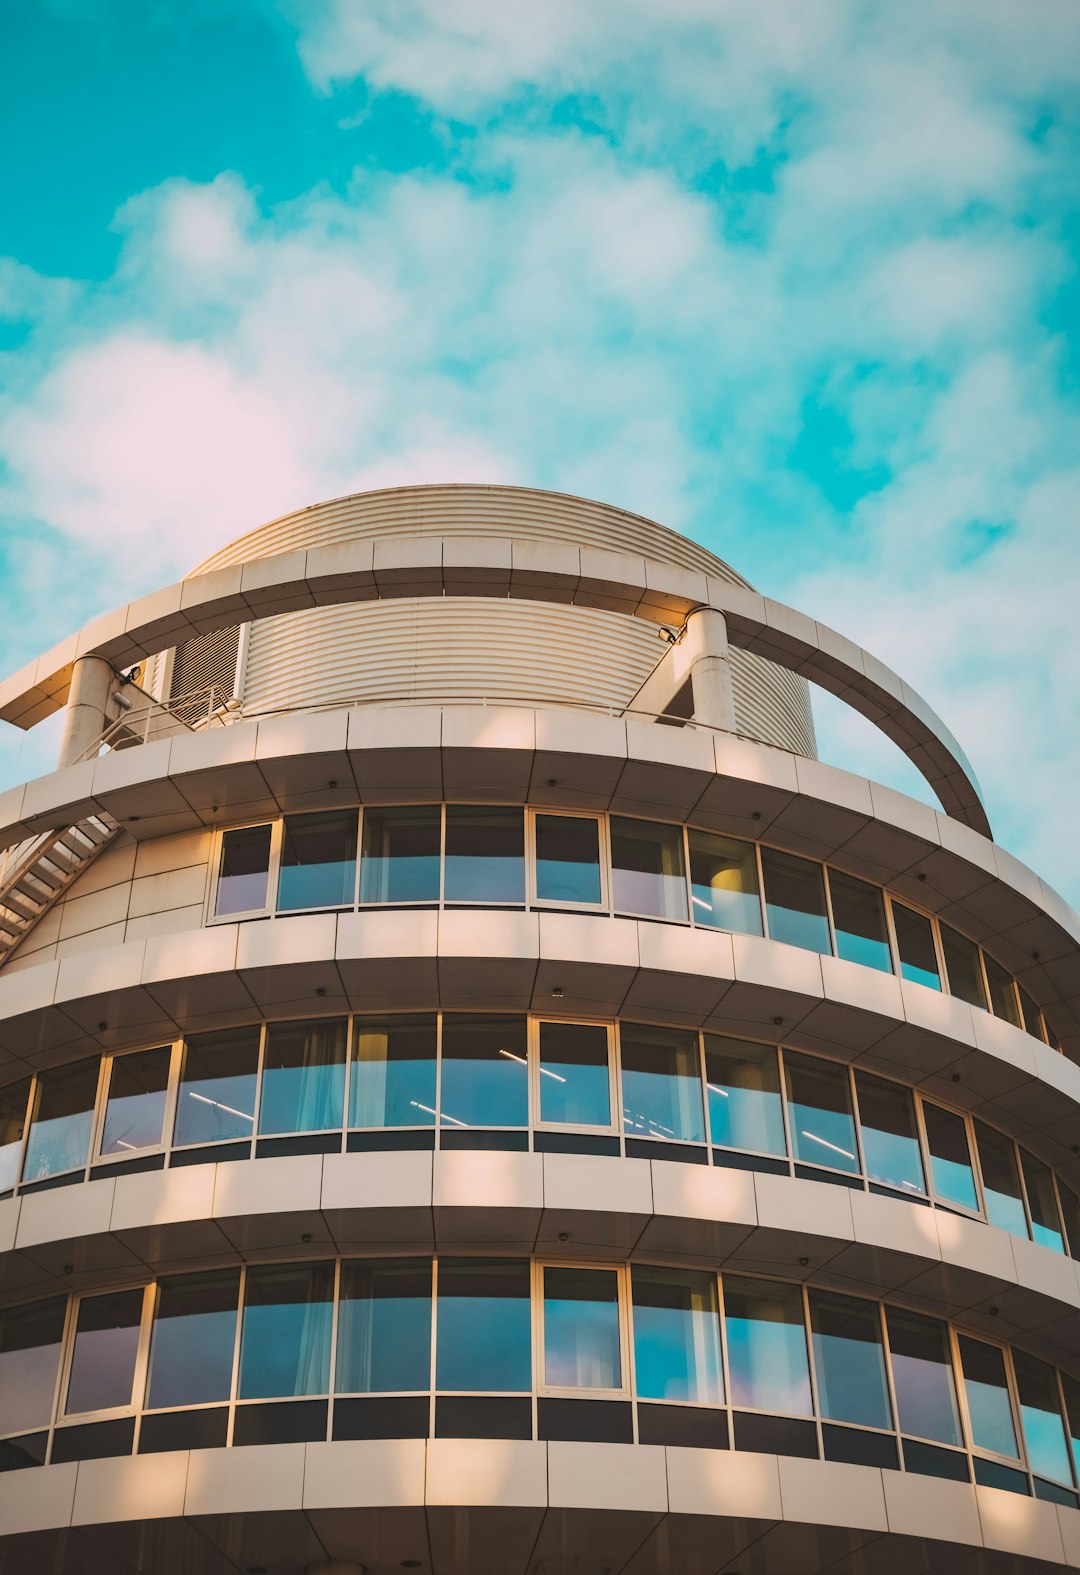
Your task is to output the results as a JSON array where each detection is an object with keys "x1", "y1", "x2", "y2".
[{"x1": 821, "y1": 866, "x2": 840, "y2": 959}]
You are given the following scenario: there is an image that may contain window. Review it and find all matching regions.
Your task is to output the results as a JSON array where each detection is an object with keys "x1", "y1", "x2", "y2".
[
  {"x1": 1014, "y1": 1352, "x2": 1073, "y2": 1487},
  {"x1": 940, "y1": 925, "x2": 987, "y2": 1010},
  {"x1": 238, "y1": 1263, "x2": 334, "y2": 1399},
  {"x1": 66, "y1": 1289, "x2": 144, "y2": 1414},
  {"x1": 724, "y1": 1276, "x2": 812, "y2": 1416},
  {"x1": 23, "y1": 1059, "x2": 99, "y2": 1182},
  {"x1": 984, "y1": 956, "x2": 1022, "y2": 1027},
  {"x1": 809, "y1": 1290, "x2": 892, "y2": 1430},
  {"x1": 958, "y1": 1336, "x2": 1019, "y2": 1459},
  {"x1": 610, "y1": 817, "x2": 688, "y2": 922},
  {"x1": 828, "y1": 871, "x2": 891, "y2": 972},
  {"x1": 146, "y1": 1270, "x2": 240, "y2": 1410},
  {"x1": 704, "y1": 1037, "x2": 785, "y2": 1157},
  {"x1": 0, "y1": 1078, "x2": 30, "y2": 1192},
  {"x1": 1021, "y1": 1154, "x2": 1065, "y2": 1254},
  {"x1": 784, "y1": 1053, "x2": 859, "y2": 1174},
  {"x1": 435, "y1": 1260, "x2": 531, "y2": 1392},
  {"x1": 761, "y1": 849, "x2": 830, "y2": 955},
  {"x1": 975, "y1": 1123, "x2": 1028, "y2": 1239},
  {"x1": 349, "y1": 1015, "x2": 438, "y2": 1128},
  {"x1": 215, "y1": 824, "x2": 272, "y2": 917},
  {"x1": 336, "y1": 1260, "x2": 432, "y2": 1394},
  {"x1": 537, "y1": 1021, "x2": 611, "y2": 1128},
  {"x1": 99, "y1": 1046, "x2": 171, "y2": 1158},
  {"x1": 439, "y1": 1015, "x2": 529, "y2": 1129},
  {"x1": 543, "y1": 1266, "x2": 621, "y2": 1390},
  {"x1": 1060, "y1": 1374, "x2": 1080, "y2": 1485},
  {"x1": 533, "y1": 814, "x2": 602, "y2": 907},
  {"x1": 620, "y1": 1024, "x2": 705, "y2": 1145},
  {"x1": 631, "y1": 1266, "x2": 723, "y2": 1404},
  {"x1": 0, "y1": 1297, "x2": 65, "y2": 1435},
  {"x1": 886, "y1": 1310, "x2": 961, "y2": 1445},
  {"x1": 173, "y1": 1027, "x2": 259, "y2": 1149},
  {"x1": 444, "y1": 807, "x2": 524, "y2": 903},
  {"x1": 1018, "y1": 986, "x2": 1045, "y2": 1043},
  {"x1": 277, "y1": 810, "x2": 357, "y2": 911},
  {"x1": 892, "y1": 904, "x2": 941, "y2": 991},
  {"x1": 855, "y1": 1073, "x2": 925, "y2": 1196},
  {"x1": 1059, "y1": 1185, "x2": 1080, "y2": 1260},
  {"x1": 687, "y1": 830, "x2": 761, "y2": 935},
  {"x1": 922, "y1": 1103, "x2": 979, "y2": 1213},
  {"x1": 359, "y1": 807, "x2": 440, "y2": 904},
  {"x1": 258, "y1": 1018, "x2": 347, "y2": 1136}
]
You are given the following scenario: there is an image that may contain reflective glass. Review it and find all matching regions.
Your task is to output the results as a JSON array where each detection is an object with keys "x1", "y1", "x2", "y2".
[
  {"x1": 337, "y1": 1260, "x2": 432, "y2": 1394},
  {"x1": 100, "y1": 1046, "x2": 170, "y2": 1157},
  {"x1": 984, "y1": 956, "x2": 1022, "y2": 1027},
  {"x1": 0, "y1": 1077, "x2": 30, "y2": 1192},
  {"x1": 1022, "y1": 1153, "x2": 1065, "y2": 1254},
  {"x1": 704, "y1": 1037, "x2": 785, "y2": 1157},
  {"x1": 439, "y1": 1015, "x2": 528, "y2": 1128},
  {"x1": 632, "y1": 1266, "x2": 723, "y2": 1404},
  {"x1": 1059, "y1": 1185, "x2": 1080, "y2": 1260},
  {"x1": 215, "y1": 823, "x2": 272, "y2": 916},
  {"x1": 810, "y1": 1290, "x2": 891, "y2": 1429},
  {"x1": 66, "y1": 1289, "x2": 144, "y2": 1414},
  {"x1": 1014, "y1": 1352, "x2": 1073, "y2": 1485},
  {"x1": 259, "y1": 1018, "x2": 347, "y2": 1135},
  {"x1": 238, "y1": 1263, "x2": 334, "y2": 1399},
  {"x1": 359, "y1": 807, "x2": 440, "y2": 904},
  {"x1": 350, "y1": 1014, "x2": 438, "y2": 1128},
  {"x1": 534, "y1": 814, "x2": 602, "y2": 906},
  {"x1": 784, "y1": 1053, "x2": 859, "y2": 1174},
  {"x1": 855, "y1": 1073, "x2": 926, "y2": 1196},
  {"x1": 538, "y1": 1022, "x2": 610, "y2": 1127},
  {"x1": 436, "y1": 1260, "x2": 531, "y2": 1391},
  {"x1": 147, "y1": 1270, "x2": 240, "y2": 1409},
  {"x1": 173, "y1": 1027, "x2": 259, "y2": 1148},
  {"x1": 1060, "y1": 1374, "x2": 1080, "y2": 1484},
  {"x1": 277, "y1": 810, "x2": 357, "y2": 911},
  {"x1": 829, "y1": 871, "x2": 892, "y2": 972},
  {"x1": 923, "y1": 1103, "x2": 979, "y2": 1212},
  {"x1": 975, "y1": 1123, "x2": 1028, "y2": 1238},
  {"x1": 940, "y1": 925, "x2": 987, "y2": 1009},
  {"x1": 687, "y1": 831, "x2": 762, "y2": 936},
  {"x1": 724, "y1": 1276, "x2": 811, "y2": 1415},
  {"x1": 0, "y1": 1296, "x2": 65, "y2": 1435},
  {"x1": 544, "y1": 1267, "x2": 621, "y2": 1390},
  {"x1": 893, "y1": 904, "x2": 941, "y2": 990},
  {"x1": 620, "y1": 1024, "x2": 705, "y2": 1145},
  {"x1": 959, "y1": 1337, "x2": 1018, "y2": 1458},
  {"x1": 23, "y1": 1059, "x2": 98, "y2": 1182},
  {"x1": 1018, "y1": 986, "x2": 1045, "y2": 1042},
  {"x1": 444, "y1": 807, "x2": 525, "y2": 903},
  {"x1": 886, "y1": 1309, "x2": 961, "y2": 1444},
  {"x1": 761, "y1": 849, "x2": 830, "y2": 955},
  {"x1": 610, "y1": 817, "x2": 688, "y2": 922}
]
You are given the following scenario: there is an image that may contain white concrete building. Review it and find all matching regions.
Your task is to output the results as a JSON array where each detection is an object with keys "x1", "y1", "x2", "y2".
[{"x1": 0, "y1": 482, "x2": 1077, "y2": 1574}]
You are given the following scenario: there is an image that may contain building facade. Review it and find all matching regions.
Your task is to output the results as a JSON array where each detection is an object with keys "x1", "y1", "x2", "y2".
[{"x1": 0, "y1": 483, "x2": 1077, "y2": 1574}]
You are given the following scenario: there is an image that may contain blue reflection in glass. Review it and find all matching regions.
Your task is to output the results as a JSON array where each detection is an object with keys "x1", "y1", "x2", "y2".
[
  {"x1": 688, "y1": 830, "x2": 762, "y2": 936},
  {"x1": 277, "y1": 811, "x2": 357, "y2": 911},
  {"x1": 893, "y1": 905, "x2": 941, "y2": 991},
  {"x1": 923, "y1": 1103, "x2": 978, "y2": 1211},
  {"x1": 239, "y1": 1263, "x2": 334, "y2": 1398},
  {"x1": 359, "y1": 808, "x2": 440, "y2": 903},
  {"x1": 350, "y1": 1015, "x2": 438, "y2": 1128},
  {"x1": 148, "y1": 1270, "x2": 240, "y2": 1409},
  {"x1": 23, "y1": 1061, "x2": 97, "y2": 1182},
  {"x1": 855, "y1": 1073, "x2": 925, "y2": 1195},
  {"x1": 632, "y1": 1267, "x2": 723, "y2": 1403},
  {"x1": 621, "y1": 1026, "x2": 704, "y2": 1144},
  {"x1": 829, "y1": 871, "x2": 892, "y2": 972},
  {"x1": 539, "y1": 1022, "x2": 610, "y2": 1127},
  {"x1": 101, "y1": 1046, "x2": 170, "y2": 1156},
  {"x1": 761, "y1": 850, "x2": 830, "y2": 955},
  {"x1": 444, "y1": 808, "x2": 525, "y2": 903},
  {"x1": 535, "y1": 814, "x2": 602, "y2": 905},
  {"x1": 436, "y1": 1260, "x2": 531, "y2": 1391},
  {"x1": 784, "y1": 1053, "x2": 859, "y2": 1174},
  {"x1": 960, "y1": 1336, "x2": 1018, "y2": 1457},
  {"x1": 810, "y1": 1291, "x2": 891, "y2": 1428},
  {"x1": 439, "y1": 1016, "x2": 528, "y2": 1128},
  {"x1": 724, "y1": 1277, "x2": 811, "y2": 1415},
  {"x1": 1016, "y1": 1354, "x2": 1074, "y2": 1485},
  {"x1": 544, "y1": 1267, "x2": 621, "y2": 1389},
  {"x1": 705, "y1": 1037, "x2": 785, "y2": 1156},
  {"x1": 258, "y1": 1019, "x2": 347, "y2": 1135},
  {"x1": 886, "y1": 1309, "x2": 961, "y2": 1444},
  {"x1": 173, "y1": 1028, "x2": 259, "y2": 1148},
  {"x1": 337, "y1": 1261, "x2": 432, "y2": 1393},
  {"x1": 976, "y1": 1124, "x2": 1029, "y2": 1239}
]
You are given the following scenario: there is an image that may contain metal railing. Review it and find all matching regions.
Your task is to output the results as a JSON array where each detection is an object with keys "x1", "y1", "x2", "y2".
[{"x1": 77, "y1": 683, "x2": 240, "y2": 762}]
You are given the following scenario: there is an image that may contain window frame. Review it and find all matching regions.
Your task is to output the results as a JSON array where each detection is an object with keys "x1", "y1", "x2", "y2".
[
  {"x1": 953, "y1": 1326, "x2": 1026, "y2": 1472},
  {"x1": 91, "y1": 1041, "x2": 183, "y2": 1170},
  {"x1": 914, "y1": 1097, "x2": 985, "y2": 1223},
  {"x1": 207, "y1": 818, "x2": 284, "y2": 925},
  {"x1": 140, "y1": 1266, "x2": 244, "y2": 1418},
  {"x1": 273, "y1": 808, "x2": 362, "y2": 917},
  {"x1": 535, "y1": 1259, "x2": 630, "y2": 1399},
  {"x1": 527, "y1": 807, "x2": 610, "y2": 914},
  {"x1": 55, "y1": 1283, "x2": 155, "y2": 1430},
  {"x1": 531, "y1": 1017, "x2": 618, "y2": 1135},
  {"x1": 627, "y1": 1262, "x2": 726, "y2": 1410},
  {"x1": 607, "y1": 812, "x2": 690, "y2": 926}
]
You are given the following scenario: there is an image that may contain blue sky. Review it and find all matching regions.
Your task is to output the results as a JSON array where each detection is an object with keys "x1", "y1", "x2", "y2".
[{"x1": 1, "y1": 0, "x2": 1078, "y2": 901}]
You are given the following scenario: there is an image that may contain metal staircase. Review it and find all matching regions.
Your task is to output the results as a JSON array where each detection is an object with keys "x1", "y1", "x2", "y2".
[{"x1": 0, "y1": 812, "x2": 121, "y2": 964}]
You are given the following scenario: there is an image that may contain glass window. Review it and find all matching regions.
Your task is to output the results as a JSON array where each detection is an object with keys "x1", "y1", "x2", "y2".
[
  {"x1": 940, "y1": 925, "x2": 987, "y2": 1010},
  {"x1": 543, "y1": 1266, "x2": 621, "y2": 1390},
  {"x1": 1059, "y1": 1185, "x2": 1080, "y2": 1260},
  {"x1": 359, "y1": 807, "x2": 440, "y2": 904},
  {"x1": 258, "y1": 1018, "x2": 347, "y2": 1135},
  {"x1": 350, "y1": 1014, "x2": 438, "y2": 1128},
  {"x1": 1060, "y1": 1374, "x2": 1080, "y2": 1485},
  {"x1": 886, "y1": 1309, "x2": 961, "y2": 1445},
  {"x1": 146, "y1": 1270, "x2": 240, "y2": 1410},
  {"x1": 1021, "y1": 1153, "x2": 1065, "y2": 1254},
  {"x1": 892, "y1": 904, "x2": 941, "y2": 991},
  {"x1": 0, "y1": 1296, "x2": 66, "y2": 1435},
  {"x1": 534, "y1": 814, "x2": 602, "y2": 907},
  {"x1": 23, "y1": 1059, "x2": 98, "y2": 1182},
  {"x1": 723, "y1": 1276, "x2": 812, "y2": 1416},
  {"x1": 439, "y1": 1015, "x2": 529, "y2": 1129},
  {"x1": 809, "y1": 1290, "x2": 891, "y2": 1430},
  {"x1": 632, "y1": 1266, "x2": 723, "y2": 1404},
  {"x1": 1014, "y1": 1352, "x2": 1073, "y2": 1486},
  {"x1": 444, "y1": 807, "x2": 525, "y2": 903},
  {"x1": 704, "y1": 1037, "x2": 785, "y2": 1157},
  {"x1": 784, "y1": 1053, "x2": 859, "y2": 1174},
  {"x1": 958, "y1": 1336, "x2": 1018, "y2": 1458},
  {"x1": 215, "y1": 823, "x2": 272, "y2": 916},
  {"x1": 855, "y1": 1073, "x2": 926, "y2": 1196},
  {"x1": 828, "y1": 871, "x2": 892, "y2": 972},
  {"x1": 0, "y1": 1078, "x2": 30, "y2": 1192},
  {"x1": 984, "y1": 956, "x2": 1022, "y2": 1027},
  {"x1": 337, "y1": 1260, "x2": 432, "y2": 1394},
  {"x1": 687, "y1": 830, "x2": 762, "y2": 936},
  {"x1": 435, "y1": 1260, "x2": 531, "y2": 1392},
  {"x1": 538, "y1": 1022, "x2": 611, "y2": 1127},
  {"x1": 238, "y1": 1262, "x2": 334, "y2": 1399},
  {"x1": 975, "y1": 1123, "x2": 1028, "y2": 1239},
  {"x1": 620, "y1": 1024, "x2": 705, "y2": 1145},
  {"x1": 923, "y1": 1103, "x2": 979, "y2": 1212},
  {"x1": 1018, "y1": 986, "x2": 1045, "y2": 1042},
  {"x1": 173, "y1": 1027, "x2": 259, "y2": 1148},
  {"x1": 761, "y1": 849, "x2": 830, "y2": 955},
  {"x1": 66, "y1": 1288, "x2": 144, "y2": 1414},
  {"x1": 610, "y1": 817, "x2": 688, "y2": 922},
  {"x1": 99, "y1": 1046, "x2": 171, "y2": 1157},
  {"x1": 277, "y1": 810, "x2": 357, "y2": 911}
]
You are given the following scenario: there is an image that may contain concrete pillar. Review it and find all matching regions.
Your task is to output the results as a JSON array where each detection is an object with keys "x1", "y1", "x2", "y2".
[
  {"x1": 684, "y1": 607, "x2": 737, "y2": 731},
  {"x1": 57, "y1": 655, "x2": 115, "y2": 768}
]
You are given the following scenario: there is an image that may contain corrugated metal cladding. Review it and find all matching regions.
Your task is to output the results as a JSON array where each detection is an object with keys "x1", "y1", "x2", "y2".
[{"x1": 168, "y1": 626, "x2": 241, "y2": 709}]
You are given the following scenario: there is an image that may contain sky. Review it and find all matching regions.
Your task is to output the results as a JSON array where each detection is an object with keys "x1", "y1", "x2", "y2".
[{"x1": 1, "y1": 0, "x2": 1078, "y2": 902}]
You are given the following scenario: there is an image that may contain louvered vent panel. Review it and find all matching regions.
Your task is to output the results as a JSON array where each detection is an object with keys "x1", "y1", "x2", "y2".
[{"x1": 169, "y1": 626, "x2": 240, "y2": 724}]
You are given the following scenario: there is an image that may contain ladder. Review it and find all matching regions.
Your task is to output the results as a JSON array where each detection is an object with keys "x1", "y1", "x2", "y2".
[{"x1": 0, "y1": 812, "x2": 121, "y2": 965}]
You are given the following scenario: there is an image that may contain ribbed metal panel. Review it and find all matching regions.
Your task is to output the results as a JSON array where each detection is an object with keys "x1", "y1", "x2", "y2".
[{"x1": 169, "y1": 626, "x2": 240, "y2": 717}]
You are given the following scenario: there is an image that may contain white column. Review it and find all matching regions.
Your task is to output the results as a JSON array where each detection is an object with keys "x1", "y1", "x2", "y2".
[
  {"x1": 684, "y1": 607, "x2": 737, "y2": 731},
  {"x1": 57, "y1": 655, "x2": 115, "y2": 768}
]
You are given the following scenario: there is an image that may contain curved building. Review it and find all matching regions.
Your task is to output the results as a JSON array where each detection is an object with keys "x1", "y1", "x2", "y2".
[{"x1": 0, "y1": 483, "x2": 1077, "y2": 1575}]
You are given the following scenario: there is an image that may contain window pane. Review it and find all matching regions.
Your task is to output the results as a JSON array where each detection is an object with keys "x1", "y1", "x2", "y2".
[
  {"x1": 809, "y1": 1290, "x2": 891, "y2": 1429},
  {"x1": 0, "y1": 1078, "x2": 30, "y2": 1192},
  {"x1": 259, "y1": 1018, "x2": 347, "y2": 1135},
  {"x1": 0, "y1": 1297, "x2": 66, "y2": 1434},
  {"x1": 723, "y1": 1276, "x2": 811, "y2": 1415},
  {"x1": 440, "y1": 1015, "x2": 528, "y2": 1128},
  {"x1": 23, "y1": 1060, "x2": 98, "y2": 1182},
  {"x1": 975, "y1": 1124, "x2": 1028, "y2": 1238},
  {"x1": 173, "y1": 1027, "x2": 259, "y2": 1147},
  {"x1": 940, "y1": 925, "x2": 987, "y2": 1009},
  {"x1": 147, "y1": 1270, "x2": 240, "y2": 1409},
  {"x1": 534, "y1": 814, "x2": 602, "y2": 906},
  {"x1": 984, "y1": 956, "x2": 1022, "y2": 1027},
  {"x1": 704, "y1": 1037, "x2": 785, "y2": 1157},
  {"x1": 829, "y1": 871, "x2": 891, "y2": 972},
  {"x1": 1061, "y1": 1374, "x2": 1080, "y2": 1485},
  {"x1": 100, "y1": 1047, "x2": 171, "y2": 1157},
  {"x1": 1015, "y1": 1352, "x2": 1073, "y2": 1485},
  {"x1": 350, "y1": 1014, "x2": 438, "y2": 1128},
  {"x1": 436, "y1": 1260, "x2": 531, "y2": 1391},
  {"x1": 216, "y1": 824, "x2": 271, "y2": 916},
  {"x1": 687, "y1": 831, "x2": 762, "y2": 936},
  {"x1": 762, "y1": 849, "x2": 830, "y2": 955},
  {"x1": 784, "y1": 1053, "x2": 859, "y2": 1174},
  {"x1": 855, "y1": 1073, "x2": 925, "y2": 1196},
  {"x1": 886, "y1": 1309, "x2": 961, "y2": 1445},
  {"x1": 620, "y1": 1024, "x2": 705, "y2": 1145},
  {"x1": 611, "y1": 817, "x2": 688, "y2": 922},
  {"x1": 359, "y1": 807, "x2": 440, "y2": 904},
  {"x1": 1059, "y1": 1185, "x2": 1080, "y2": 1260},
  {"x1": 893, "y1": 905, "x2": 941, "y2": 990},
  {"x1": 632, "y1": 1266, "x2": 723, "y2": 1404},
  {"x1": 238, "y1": 1263, "x2": 334, "y2": 1399},
  {"x1": 1021, "y1": 1153, "x2": 1065, "y2": 1254},
  {"x1": 923, "y1": 1103, "x2": 979, "y2": 1212},
  {"x1": 277, "y1": 810, "x2": 357, "y2": 911},
  {"x1": 337, "y1": 1260, "x2": 432, "y2": 1394},
  {"x1": 544, "y1": 1267, "x2": 621, "y2": 1390},
  {"x1": 538, "y1": 1022, "x2": 610, "y2": 1127},
  {"x1": 958, "y1": 1337, "x2": 1018, "y2": 1458},
  {"x1": 66, "y1": 1289, "x2": 144, "y2": 1414},
  {"x1": 1018, "y1": 986, "x2": 1045, "y2": 1042},
  {"x1": 444, "y1": 807, "x2": 524, "y2": 903}
]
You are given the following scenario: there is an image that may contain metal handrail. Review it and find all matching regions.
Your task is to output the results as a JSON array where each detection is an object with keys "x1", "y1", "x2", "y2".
[{"x1": 77, "y1": 684, "x2": 238, "y2": 762}]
